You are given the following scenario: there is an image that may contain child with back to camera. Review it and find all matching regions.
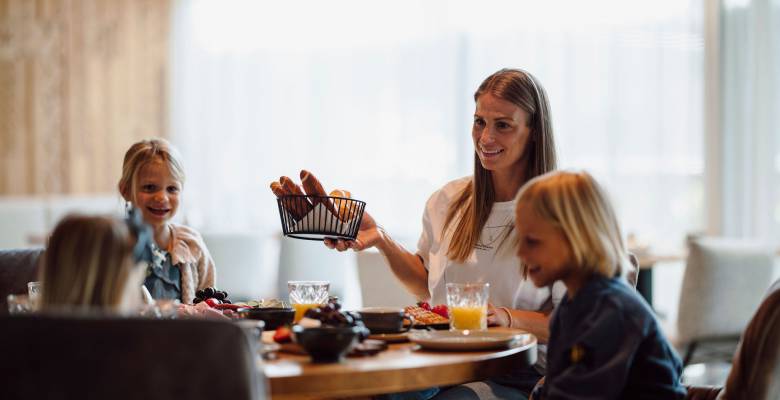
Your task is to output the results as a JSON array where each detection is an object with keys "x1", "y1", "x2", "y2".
[
  {"x1": 39, "y1": 210, "x2": 154, "y2": 314},
  {"x1": 118, "y1": 138, "x2": 216, "y2": 304},
  {"x1": 514, "y1": 171, "x2": 686, "y2": 400}
]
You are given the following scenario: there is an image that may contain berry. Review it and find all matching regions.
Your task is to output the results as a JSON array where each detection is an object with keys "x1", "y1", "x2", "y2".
[
  {"x1": 196, "y1": 289, "x2": 205, "y2": 299},
  {"x1": 273, "y1": 326, "x2": 292, "y2": 343},
  {"x1": 432, "y1": 304, "x2": 448, "y2": 318},
  {"x1": 203, "y1": 287, "x2": 216, "y2": 298},
  {"x1": 417, "y1": 301, "x2": 431, "y2": 311},
  {"x1": 214, "y1": 291, "x2": 225, "y2": 301},
  {"x1": 204, "y1": 298, "x2": 221, "y2": 307},
  {"x1": 193, "y1": 298, "x2": 202, "y2": 304}
]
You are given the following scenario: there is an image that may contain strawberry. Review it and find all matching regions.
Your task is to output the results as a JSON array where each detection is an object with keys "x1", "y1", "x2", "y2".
[
  {"x1": 432, "y1": 304, "x2": 449, "y2": 318},
  {"x1": 417, "y1": 301, "x2": 431, "y2": 311},
  {"x1": 273, "y1": 326, "x2": 292, "y2": 343}
]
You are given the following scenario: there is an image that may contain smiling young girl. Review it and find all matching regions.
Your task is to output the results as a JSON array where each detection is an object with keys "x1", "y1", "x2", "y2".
[
  {"x1": 515, "y1": 171, "x2": 685, "y2": 400},
  {"x1": 118, "y1": 138, "x2": 215, "y2": 304}
]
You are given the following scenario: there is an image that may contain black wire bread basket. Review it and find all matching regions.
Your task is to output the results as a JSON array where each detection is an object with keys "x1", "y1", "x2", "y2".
[{"x1": 277, "y1": 195, "x2": 366, "y2": 241}]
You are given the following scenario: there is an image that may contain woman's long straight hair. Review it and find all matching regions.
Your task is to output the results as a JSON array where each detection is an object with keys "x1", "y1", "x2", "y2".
[{"x1": 443, "y1": 69, "x2": 557, "y2": 262}]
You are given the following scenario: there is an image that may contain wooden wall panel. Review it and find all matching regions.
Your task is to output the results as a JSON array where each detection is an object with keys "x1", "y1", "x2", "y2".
[{"x1": 0, "y1": 0, "x2": 170, "y2": 195}]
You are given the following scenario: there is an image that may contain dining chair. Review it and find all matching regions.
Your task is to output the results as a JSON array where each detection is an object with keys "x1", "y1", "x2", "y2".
[
  {"x1": 0, "y1": 248, "x2": 44, "y2": 314},
  {"x1": 356, "y1": 250, "x2": 416, "y2": 308},
  {"x1": 674, "y1": 237, "x2": 775, "y2": 366},
  {"x1": 201, "y1": 231, "x2": 277, "y2": 300},
  {"x1": 684, "y1": 285, "x2": 780, "y2": 400},
  {"x1": 276, "y1": 234, "x2": 363, "y2": 309},
  {"x1": 0, "y1": 315, "x2": 267, "y2": 400}
]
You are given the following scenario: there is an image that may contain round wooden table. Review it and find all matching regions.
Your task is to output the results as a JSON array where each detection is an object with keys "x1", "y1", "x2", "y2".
[{"x1": 262, "y1": 327, "x2": 537, "y2": 399}]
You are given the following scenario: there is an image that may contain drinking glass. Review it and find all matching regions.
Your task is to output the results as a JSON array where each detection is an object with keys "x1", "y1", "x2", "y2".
[
  {"x1": 446, "y1": 282, "x2": 490, "y2": 331},
  {"x1": 287, "y1": 281, "x2": 330, "y2": 322},
  {"x1": 27, "y1": 281, "x2": 41, "y2": 311},
  {"x1": 7, "y1": 294, "x2": 32, "y2": 314}
]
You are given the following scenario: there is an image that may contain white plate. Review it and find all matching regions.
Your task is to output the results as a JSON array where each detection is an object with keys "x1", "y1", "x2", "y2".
[{"x1": 408, "y1": 330, "x2": 531, "y2": 351}]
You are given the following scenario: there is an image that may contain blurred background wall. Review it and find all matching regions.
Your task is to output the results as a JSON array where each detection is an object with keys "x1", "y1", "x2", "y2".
[{"x1": 0, "y1": 0, "x2": 170, "y2": 195}]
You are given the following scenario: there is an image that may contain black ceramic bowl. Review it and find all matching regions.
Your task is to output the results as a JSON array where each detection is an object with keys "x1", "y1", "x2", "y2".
[
  {"x1": 292, "y1": 325, "x2": 363, "y2": 363},
  {"x1": 237, "y1": 307, "x2": 295, "y2": 330}
]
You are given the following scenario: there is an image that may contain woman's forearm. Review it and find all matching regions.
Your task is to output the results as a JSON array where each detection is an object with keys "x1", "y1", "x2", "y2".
[
  {"x1": 374, "y1": 227, "x2": 430, "y2": 299},
  {"x1": 508, "y1": 309, "x2": 551, "y2": 343}
]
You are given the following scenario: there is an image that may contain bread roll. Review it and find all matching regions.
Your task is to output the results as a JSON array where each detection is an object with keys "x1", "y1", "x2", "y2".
[{"x1": 329, "y1": 189, "x2": 356, "y2": 222}]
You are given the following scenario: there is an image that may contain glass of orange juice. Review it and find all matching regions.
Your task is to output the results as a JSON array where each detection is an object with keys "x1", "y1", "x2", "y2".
[
  {"x1": 287, "y1": 280, "x2": 330, "y2": 323},
  {"x1": 446, "y1": 282, "x2": 489, "y2": 331}
]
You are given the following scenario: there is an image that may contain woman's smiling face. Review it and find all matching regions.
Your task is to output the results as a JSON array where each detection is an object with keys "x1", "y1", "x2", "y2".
[{"x1": 472, "y1": 93, "x2": 531, "y2": 175}]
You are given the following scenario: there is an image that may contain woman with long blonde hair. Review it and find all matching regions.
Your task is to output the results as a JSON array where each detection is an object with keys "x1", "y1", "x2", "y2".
[{"x1": 318, "y1": 68, "x2": 562, "y2": 397}]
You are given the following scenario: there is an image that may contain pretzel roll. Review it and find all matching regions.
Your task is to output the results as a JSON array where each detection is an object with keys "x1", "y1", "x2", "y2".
[
  {"x1": 300, "y1": 170, "x2": 338, "y2": 216},
  {"x1": 278, "y1": 176, "x2": 313, "y2": 220}
]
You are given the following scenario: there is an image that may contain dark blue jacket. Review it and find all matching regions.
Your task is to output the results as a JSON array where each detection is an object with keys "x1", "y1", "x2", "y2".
[{"x1": 539, "y1": 276, "x2": 686, "y2": 399}]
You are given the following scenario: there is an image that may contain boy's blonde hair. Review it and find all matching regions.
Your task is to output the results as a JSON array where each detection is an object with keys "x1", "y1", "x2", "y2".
[
  {"x1": 516, "y1": 170, "x2": 630, "y2": 278},
  {"x1": 118, "y1": 138, "x2": 185, "y2": 203},
  {"x1": 40, "y1": 215, "x2": 139, "y2": 310}
]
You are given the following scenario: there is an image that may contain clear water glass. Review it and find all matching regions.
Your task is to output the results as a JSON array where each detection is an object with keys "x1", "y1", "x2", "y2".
[{"x1": 287, "y1": 281, "x2": 329, "y2": 322}]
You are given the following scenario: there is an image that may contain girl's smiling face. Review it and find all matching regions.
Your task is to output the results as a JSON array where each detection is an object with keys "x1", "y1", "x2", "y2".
[
  {"x1": 472, "y1": 93, "x2": 532, "y2": 175},
  {"x1": 515, "y1": 200, "x2": 574, "y2": 288},
  {"x1": 132, "y1": 159, "x2": 181, "y2": 228}
]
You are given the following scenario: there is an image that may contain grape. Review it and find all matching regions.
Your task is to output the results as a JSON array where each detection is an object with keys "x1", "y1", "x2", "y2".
[
  {"x1": 215, "y1": 291, "x2": 225, "y2": 301},
  {"x1": 196, "y1": 289, "x2": 205, "y2": 299},
  {"x1": 203, "y1": 287, "x2": 216, "y2": 298}
]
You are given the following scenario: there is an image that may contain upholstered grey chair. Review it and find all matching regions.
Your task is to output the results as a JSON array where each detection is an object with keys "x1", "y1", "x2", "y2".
[
  {"x1": 685, "y1": 280, "x2": 780, "y2": 400},
  {"x1": 0, "y1": 315, "x2": 267, "y2": 400},
  {"x1": 0, "y1": 248, "x2": 44, "y2": 313},
  {"x1": 675, "y1": 237, "x2": 775, "y2": 366}
]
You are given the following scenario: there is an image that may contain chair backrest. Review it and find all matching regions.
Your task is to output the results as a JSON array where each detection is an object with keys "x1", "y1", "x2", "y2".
[
  {"x1": 356, "y1": 250, "x2": 416, "y2": 308},
  {"x1": 722, "y1": 289, "x2": 780, "y2": 400},
  {"x1": 0, "y1": 248, "x2": 44, "y2": 314},
  {"x1": 0, "y1": 197, "x2": 47, "y2": 248},
  {"x1": 276, "y1": 235, "x2": 362, "y2": 309},
  {"x1": 677, "y1": 237, "x2": 775, "y2": 344},
  {"x1": 201, "y1": 231, "x2": 276, "y2": 300},
  {"x1": 0, "y1": 315, "x2": 266, "y2": 400}
]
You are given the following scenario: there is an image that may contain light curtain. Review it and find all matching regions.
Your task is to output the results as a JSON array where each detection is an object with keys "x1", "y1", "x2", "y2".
[
  {"x1": 170, "y1": 0, "x2": 704, "y2": 251},
  {"x1": 718, "y1": 0, "x2": 780, "y2": 242}
]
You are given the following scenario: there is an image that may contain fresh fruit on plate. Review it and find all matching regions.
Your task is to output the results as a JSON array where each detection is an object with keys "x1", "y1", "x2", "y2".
[
  {"x1": 405, "y1": 304, "x2": 448, "y2": 325},
  {"x1": 300, "y1": 302, "x2": 369, "y2": 341},
  {"x1": 273, "y1": 326, "x2": 292, "y2": 343},
  {"x1": 431, "y1": 304, "x2": 449, "y2": 319},
  {"x1": 193, "y1": 286, "x2": 232, "y2": 307}
]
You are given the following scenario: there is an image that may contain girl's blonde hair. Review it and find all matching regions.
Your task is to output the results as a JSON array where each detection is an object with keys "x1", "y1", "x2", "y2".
[
  {"x1": 516, "y1": 170, "x2": 630, "y2": 278},
  {"x1": 40, "y1": 215, "x2": 139, "y2": 310},
  {"x1": 444, "y1": 69, "x2": 557, "y2": 262},
  {"x1": 118, "y1": 138, "x2": 185, "y2": 203}
]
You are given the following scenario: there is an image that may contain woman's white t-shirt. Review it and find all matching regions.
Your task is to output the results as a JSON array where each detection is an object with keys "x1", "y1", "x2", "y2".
[{"x1": 417, "y1": 176, "x2": 566, "y2": 311}]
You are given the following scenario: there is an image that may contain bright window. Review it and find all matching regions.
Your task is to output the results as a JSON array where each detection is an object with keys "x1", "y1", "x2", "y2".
[{"x1": 171, "y1": 0, "x2": 704, "y2": 251}]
